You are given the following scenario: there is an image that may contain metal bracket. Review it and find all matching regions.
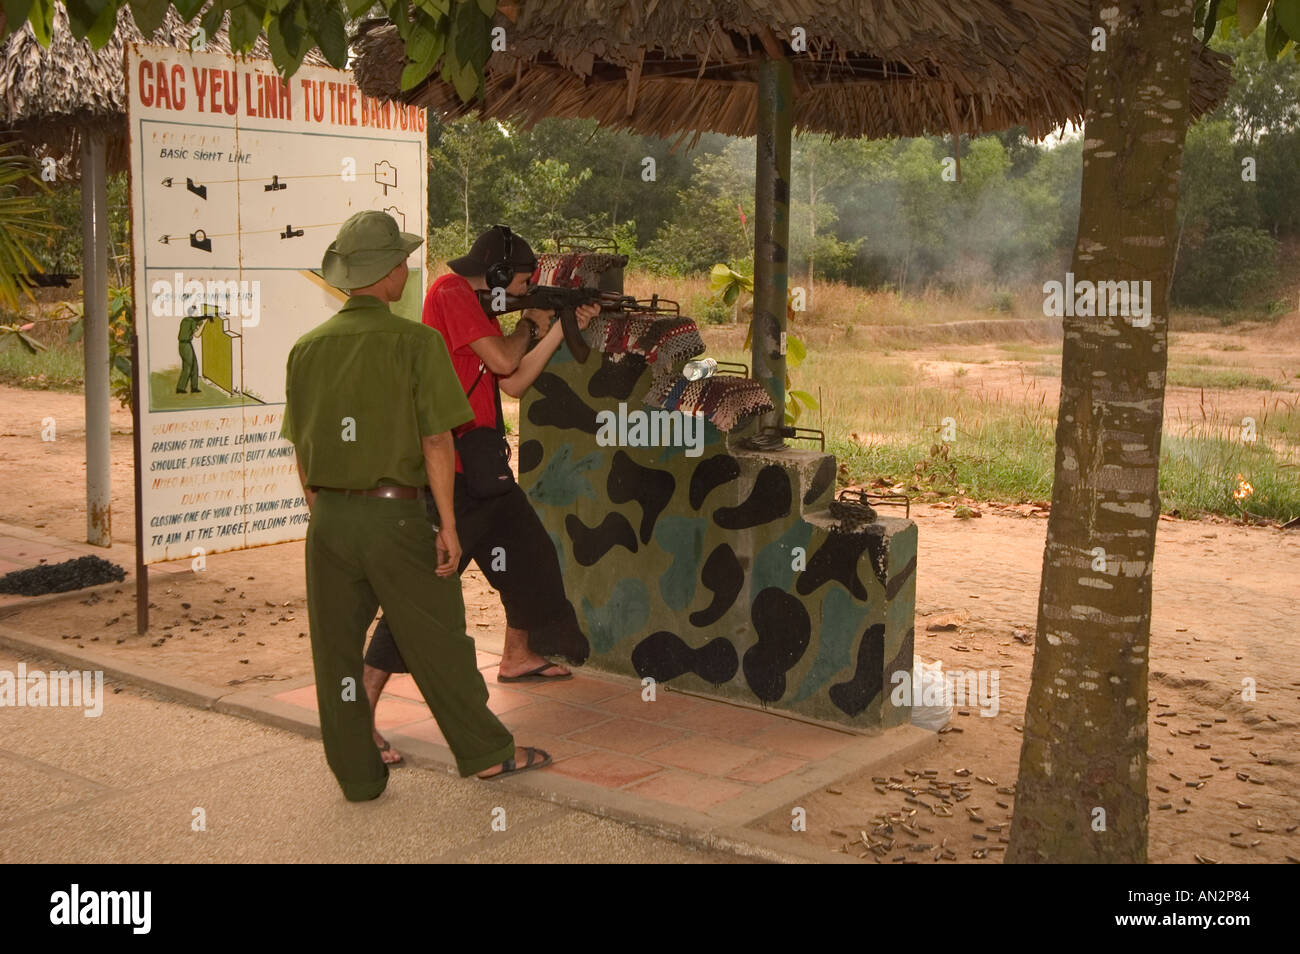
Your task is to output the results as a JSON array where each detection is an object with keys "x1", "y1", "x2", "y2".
[
  {"x1": 632, "y1": 294, "x2": 680, "y2": 315},
  {"x1": 744, "y1": 424, "x2": 824, "y2": 452},
  {"x1": 554, "y1": 234, "x2": 620, "y2": 253},
  {"x1": 835, "y1": 486, "x2": 910, "y2": 520}
]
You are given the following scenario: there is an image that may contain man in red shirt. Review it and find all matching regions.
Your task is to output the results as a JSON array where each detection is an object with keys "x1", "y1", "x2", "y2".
[{"x1": 362, "y1": 225, "x2": 600, "y2": 763}]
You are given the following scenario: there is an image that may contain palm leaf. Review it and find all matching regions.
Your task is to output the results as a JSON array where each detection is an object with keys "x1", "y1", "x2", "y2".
[{"x1": 0, "y1": 144, "x2": 55, "y2": 310}]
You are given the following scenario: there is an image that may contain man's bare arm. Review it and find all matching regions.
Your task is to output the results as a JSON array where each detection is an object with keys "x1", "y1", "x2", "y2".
[
  {"x1": 499, "y1": 303, "x2": 599, "y2": 397},
  {"x1": 467, "y1": 318, "x2": 536, "y2": 376},
  {"x1": 499, "y1": 317, "x2": 562, "y2": 397}
]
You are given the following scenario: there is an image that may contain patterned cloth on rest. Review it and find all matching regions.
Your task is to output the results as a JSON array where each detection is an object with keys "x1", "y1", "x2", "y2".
[
  {"x1": 533, "y1": 252, "x2": 627, "y2": 288},
  {"x1": 585, "y1": 313, "x2": 704, "y2": 370},
  {"x1": 645, "y1": 374, "x2": 773, "y2": 433}
]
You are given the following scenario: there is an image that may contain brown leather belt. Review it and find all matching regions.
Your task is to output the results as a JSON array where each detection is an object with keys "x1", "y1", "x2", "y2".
[{"x1": 312, "y1": 485, "x2": 424, "y2": 500}]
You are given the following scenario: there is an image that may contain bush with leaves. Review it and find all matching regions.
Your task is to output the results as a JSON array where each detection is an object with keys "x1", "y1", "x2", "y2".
[
  {"x1": 709, "y1": 263, "x2": 818, "y2": 425},
  {"x1": 0, "y1": 143, "x2": 55, "y2": 311},
  {"x1": 1172, "y1": 224, "x2": 1279, "y2": 307},
  {"x1": 61, "y1": 285, "x2": 136, "y2": 407}
]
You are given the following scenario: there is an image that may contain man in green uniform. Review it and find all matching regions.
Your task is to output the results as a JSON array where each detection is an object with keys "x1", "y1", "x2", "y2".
[
  {"x1": 281, "y1": 210, "x2": 549, "y2": 801},
  {"x1": 176, "y1": 307, "x2": 206, "y2": 394}
]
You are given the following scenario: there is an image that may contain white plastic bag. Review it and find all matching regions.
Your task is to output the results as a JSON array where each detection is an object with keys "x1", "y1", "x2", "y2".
[{"x1": 909, "y1": 657, "x2": 953, "y2": 731}]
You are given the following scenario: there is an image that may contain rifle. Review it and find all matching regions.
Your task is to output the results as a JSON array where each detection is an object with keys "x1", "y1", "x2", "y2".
[{"x1": 476, "y1": 285, "x2": 640, "y2": 363}]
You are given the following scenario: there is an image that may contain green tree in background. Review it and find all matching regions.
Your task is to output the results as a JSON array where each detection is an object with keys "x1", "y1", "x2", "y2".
[
  {"x1": 789, "y1": 135, "x2": 875, "y2": 306},
  {"x1": 504, "y1": 157, "x2": 592, "y2": 244},
  {"x1": 1170, "y1": 18, "x2": 1300, "y2": 308},
  {"x1": 642, "y1": 140, "x2": 754, "y2": 275},
  {"x1": 427, "y1": 117, "x2": 507, "y2": 253}
]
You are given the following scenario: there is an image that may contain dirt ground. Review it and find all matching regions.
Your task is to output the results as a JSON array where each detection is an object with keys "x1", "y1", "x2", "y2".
[
  {"x1": 749, "y1": 503, "x2": 1300, "y2": 864},
  {"x1": 1, "y1": 367, "x2": 1296, "y2": 864}
]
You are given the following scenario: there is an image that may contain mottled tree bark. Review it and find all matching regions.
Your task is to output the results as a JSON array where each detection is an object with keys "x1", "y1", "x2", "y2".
[{"x1": 1007, "y1": 0, "x2": 1196, "y2": 863}]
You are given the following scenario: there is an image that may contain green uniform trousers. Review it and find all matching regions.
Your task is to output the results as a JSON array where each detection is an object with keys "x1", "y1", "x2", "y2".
[
  {"x1": 304, "y1": 490, "x2": 515, "y2": 800},
  {"x1": 177, "y1": 340, "x2": 199, "y2": 391}
]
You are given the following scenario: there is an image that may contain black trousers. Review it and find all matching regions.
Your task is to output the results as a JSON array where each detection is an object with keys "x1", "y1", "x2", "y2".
[{"x1": 363, "y1": 474, "x2": 590, "y2": 672}]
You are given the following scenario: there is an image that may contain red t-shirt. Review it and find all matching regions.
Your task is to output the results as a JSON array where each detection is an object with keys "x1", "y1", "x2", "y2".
[{"x1": 422, "y1": 273, "x2": 502, "y2": 472}]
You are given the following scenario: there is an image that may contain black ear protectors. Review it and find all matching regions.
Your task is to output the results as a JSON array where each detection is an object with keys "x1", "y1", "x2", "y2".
[{"x1": 485, "y1": 224, "x2": 516, "y2": 289}]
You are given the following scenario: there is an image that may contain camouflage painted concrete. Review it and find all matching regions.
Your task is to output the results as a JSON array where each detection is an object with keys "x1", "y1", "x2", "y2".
[{"x1": 518, "y1": 343, "x2": 917, "y2": 729}]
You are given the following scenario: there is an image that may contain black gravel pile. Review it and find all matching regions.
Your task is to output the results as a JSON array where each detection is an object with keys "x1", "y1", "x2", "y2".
[{"x1": 0, "y1": 555, "x2": 127, "y2": 596}]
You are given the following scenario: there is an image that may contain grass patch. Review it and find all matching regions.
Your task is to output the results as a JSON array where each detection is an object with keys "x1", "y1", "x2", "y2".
[
  {"x1": 1160, "y1": 433, "x2": 1300, "y2": 521},
  {"x1": 1265, "y1": 399, "x2": 1300, "y2": 446},
  {"x1": 147, "y1": 369, "x2": 256, "y2": 410},
  {"x1": 0, "y1": 341, "x2": 83, "y2": 391},
  {"x1": 831, "y1": 415, "x2": 1058, "y2": 504},
  {"x1": 1167, "y1": 367, "x2": 1284, "y2": 391},
  {"x1": 831, "y1": 420, "x2": 1298, "y2": 521},
  {"x1": 997, "y1": 342, "x2": 1062, "y2": 357}
]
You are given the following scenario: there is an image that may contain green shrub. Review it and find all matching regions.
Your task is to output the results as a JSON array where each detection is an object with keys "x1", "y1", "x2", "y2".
[
  {"x1": 1172, "y1": 226, "x2": 1278, "y2": 307},
  {"x1": 989, "y1": 289, "x2": 1016, "y2": 313}
]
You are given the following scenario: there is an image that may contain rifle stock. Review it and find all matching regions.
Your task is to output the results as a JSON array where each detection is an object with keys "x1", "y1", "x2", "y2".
[{"x1": 477, "y1": 285, "x2": 639, "y2": 363}]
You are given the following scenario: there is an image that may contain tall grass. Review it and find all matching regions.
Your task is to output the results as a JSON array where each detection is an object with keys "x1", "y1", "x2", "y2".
[
  {"x1": 0, "y1": 340, "x2": 83, "y2": 390},
  {"x1": 624, "y1": 271, "x2": 1045, "y2": 328}
]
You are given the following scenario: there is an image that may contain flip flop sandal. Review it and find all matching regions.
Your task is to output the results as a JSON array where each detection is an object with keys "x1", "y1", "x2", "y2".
[
  {"x1": 479, "y1": 747, "x2": 551, "y2": 780},
  {"x1": 377, "y1": 738, "x2": 403, "y2": 766},
  {"x1": 498, "y1": 662, "x2": 574, "y2": 683}
]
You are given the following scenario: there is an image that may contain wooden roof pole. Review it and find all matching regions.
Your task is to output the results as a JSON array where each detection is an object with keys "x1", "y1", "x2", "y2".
[
  {"x1": 81, "y1": 127, "x2": 112, "y2": 546},
  {"x1": 743, "y1": 26, "x2": 793, "y2": 449}
]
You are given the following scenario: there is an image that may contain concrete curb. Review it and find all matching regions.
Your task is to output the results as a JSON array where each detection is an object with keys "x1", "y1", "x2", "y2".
[
  {"x1": 0, "y1": 623, "x2": 224, "y2": 709},
  {"x1": 0, "y1": 621, "x2": 937, "y2": 865}
]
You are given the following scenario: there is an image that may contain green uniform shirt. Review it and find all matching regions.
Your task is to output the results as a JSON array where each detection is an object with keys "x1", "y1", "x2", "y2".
[
  {"x1": 281, "y1": 295, "x2": 472, "y2": 489},
  {"x1": 179, "y1": 316, "x2": 200, "y2": 341}
]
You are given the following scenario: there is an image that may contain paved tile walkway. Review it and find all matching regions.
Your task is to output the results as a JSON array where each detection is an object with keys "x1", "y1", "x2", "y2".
[
  {"x1": 1, "y1": 520, "x2": 932, "y2": 847},
  {"x1": 274, "y1": 651, "x2": 864, "y2": 819}
]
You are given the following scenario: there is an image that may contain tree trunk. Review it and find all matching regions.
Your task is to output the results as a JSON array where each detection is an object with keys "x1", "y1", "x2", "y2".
[
  {"x1": 612, "y1": 153, "x2": 628, "y2": 227},
  {"x1": 1007, "y1": 0, "x2": 1195, "y2": 864},
  {"x1": 461, "y1": 156, "x2": 471, "y2": 250},
  {"x1": 808, "y1": 150, "x2": 815, "y2": 312},
  {"x1": 1168, "y1": 214, "x2": 1186, "y2": 306}
]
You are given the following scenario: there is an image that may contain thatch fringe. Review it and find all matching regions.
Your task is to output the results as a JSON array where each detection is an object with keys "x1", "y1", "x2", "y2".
[{"x1": 354, "y1": 1, "x2": 1231, "y2": 142}]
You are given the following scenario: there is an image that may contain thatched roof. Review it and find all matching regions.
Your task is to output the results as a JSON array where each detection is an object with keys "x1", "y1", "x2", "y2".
[
  {"x1": 0, "y1": 4, "x2": 324, "y2": 172},
  {"x1": 354, "y1": 1, "x2": 1232, "y2": 144}
]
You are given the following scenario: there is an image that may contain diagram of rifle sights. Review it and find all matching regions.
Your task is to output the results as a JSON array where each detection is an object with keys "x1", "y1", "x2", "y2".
[{"x1": 156, "y1": 160, "x2": 399, "y2": 252}]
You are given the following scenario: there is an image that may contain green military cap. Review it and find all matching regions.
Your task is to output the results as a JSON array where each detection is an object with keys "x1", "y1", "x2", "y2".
[{"x1": 321, "y1": 210, "x2": 423, "y2": 289}]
